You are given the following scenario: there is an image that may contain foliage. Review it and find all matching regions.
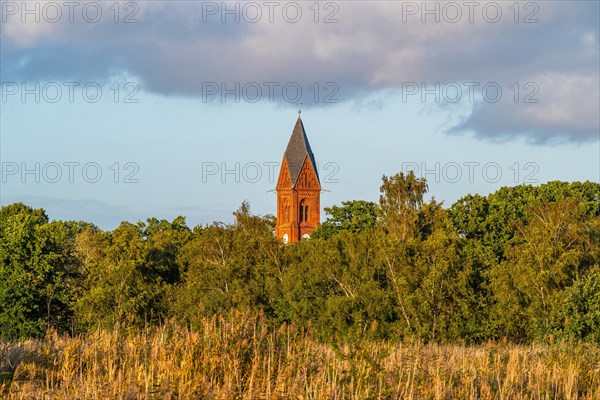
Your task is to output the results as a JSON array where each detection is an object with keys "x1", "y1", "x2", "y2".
[
  {"x1": 311, "y1": 200, "x2": 378, "y2": 239},
  {"x1": 1, "y1": 179, "x2": 599, "y2": 344},
  {"x1": 489, "y1": 199, "x2": 600, "y2": 341},
  {"x1": 559, "y1": 266, "x2": 600, "y2": 342},
  {"x1": 74, "y1": 217, "x2": 191, "y2": 331},
  {"x1": 0, "y1": 203, "x2": 84, "y2": 338}
]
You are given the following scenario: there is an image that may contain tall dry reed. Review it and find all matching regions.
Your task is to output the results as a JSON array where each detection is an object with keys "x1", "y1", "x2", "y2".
[{"x1": 2, "y1": 311, "x2": 599, "y2": 399}]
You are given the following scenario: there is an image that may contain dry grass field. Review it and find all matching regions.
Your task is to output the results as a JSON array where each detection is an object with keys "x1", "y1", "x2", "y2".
[{"x1": 2, "y1": 311, "x2": 599, "y2": 399}]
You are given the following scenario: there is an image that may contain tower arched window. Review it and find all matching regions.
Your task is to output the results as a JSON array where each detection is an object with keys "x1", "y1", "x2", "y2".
[
  {"x1": 299, "y1": 200, "x2": 305, "y2": 223},
  {"x1": 285, "y1": 205, "x2": 290, "y2": 222},
  {"x1": 299, "y1": 199, "x2": 309, "y2": 223}
]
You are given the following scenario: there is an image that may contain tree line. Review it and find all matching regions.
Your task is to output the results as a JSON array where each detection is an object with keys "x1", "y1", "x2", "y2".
[{"x1": 1, "y1": 172, "x2": 599, "y2": 343}]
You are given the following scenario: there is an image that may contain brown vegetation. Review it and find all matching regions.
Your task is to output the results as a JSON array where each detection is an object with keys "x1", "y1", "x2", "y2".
[{"x1": 2, "y1": 311, "x2": 599, "y2": 400}]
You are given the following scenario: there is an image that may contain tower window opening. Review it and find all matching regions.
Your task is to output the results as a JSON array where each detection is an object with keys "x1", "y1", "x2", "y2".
[
  {"x1": 299, "y1": 200, "x2": 305, "y2": 223},
  {"x1": 300, "y1": 199, "x2": 308, "y2": 223}
]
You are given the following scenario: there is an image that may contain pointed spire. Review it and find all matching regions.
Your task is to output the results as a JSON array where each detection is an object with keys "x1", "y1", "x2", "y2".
[{"x1": 283, "y1": 116, "x2": 319, "y2": 187}]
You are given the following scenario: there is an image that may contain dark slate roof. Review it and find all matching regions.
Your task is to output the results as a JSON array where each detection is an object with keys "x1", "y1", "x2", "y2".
[{"x1": 284, "y1": 117, "x2": 320, "y2": 187}]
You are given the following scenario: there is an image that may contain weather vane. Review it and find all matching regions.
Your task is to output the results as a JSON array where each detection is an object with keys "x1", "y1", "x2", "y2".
[{"x1": 297, "y1": 101, "x2": 302, "y2": 117}]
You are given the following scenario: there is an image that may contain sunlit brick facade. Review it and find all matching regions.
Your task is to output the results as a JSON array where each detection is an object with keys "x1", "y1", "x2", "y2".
[{"x1": 274, "y1": 116, "x2": 321, "y2": 243}]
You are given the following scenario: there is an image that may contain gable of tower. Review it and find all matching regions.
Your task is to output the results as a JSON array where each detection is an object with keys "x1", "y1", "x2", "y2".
[
  {"x1": 276, "y1": 157, "x2": 293, "y2": 190},
  {"x1": 295, "y1": 156, "x2": 321, "y2": 191}
]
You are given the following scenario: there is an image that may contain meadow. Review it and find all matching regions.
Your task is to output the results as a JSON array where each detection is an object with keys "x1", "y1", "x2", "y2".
[{"x1": 2, "y1": 311, "x2": 599, "y2": 400}]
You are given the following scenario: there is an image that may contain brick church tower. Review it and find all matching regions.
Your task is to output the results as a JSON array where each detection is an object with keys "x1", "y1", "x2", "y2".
[{"x1": 275, "y1": 113, "x2": 321, "y2": 243}]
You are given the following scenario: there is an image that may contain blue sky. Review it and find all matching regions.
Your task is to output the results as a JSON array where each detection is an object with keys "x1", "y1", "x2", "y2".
[{"x1": 1, "y1": 1, "x2": 599, "y2": 229}]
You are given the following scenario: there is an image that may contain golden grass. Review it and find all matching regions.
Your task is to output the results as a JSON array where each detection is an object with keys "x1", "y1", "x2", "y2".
[{"x1": 2, "y1": 311, "x2": 599, "y2": 399}]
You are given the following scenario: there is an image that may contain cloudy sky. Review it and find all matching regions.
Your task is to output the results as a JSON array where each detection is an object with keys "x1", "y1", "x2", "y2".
[{"x1": 1, "y1": 0, "x2": 599, "y2": 229}]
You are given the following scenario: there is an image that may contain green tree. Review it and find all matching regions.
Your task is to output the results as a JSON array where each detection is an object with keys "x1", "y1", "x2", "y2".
[
  {"x1": 450, "y1": 181, "x2": 600, "y2": 259},
  {"x1": 560, "y1": 266, "x2": 600, "y2": 343},
  {"x1": 490, "y1": 199, "x2": 598, "y2": 341},
  {"x1": 0, "y1": 203, "x2": 82, "y2": 338},
  {"x1": 172, "y1": 202, "x2": 282, "y2": 326},
  {"x1": 378, "y1": 171, "x2": 433, "y2": 242},
  {"x1": 311, "y1": 200, "x2": 378, "y2": 239},
  {"x1": 75, "y1": 216, "x2": 190, "y2": 330}
]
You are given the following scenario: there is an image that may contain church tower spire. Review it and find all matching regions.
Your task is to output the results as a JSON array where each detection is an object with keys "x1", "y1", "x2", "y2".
[{"x1": 275, "y1": 115, "x2": 321, "y2": 243}]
